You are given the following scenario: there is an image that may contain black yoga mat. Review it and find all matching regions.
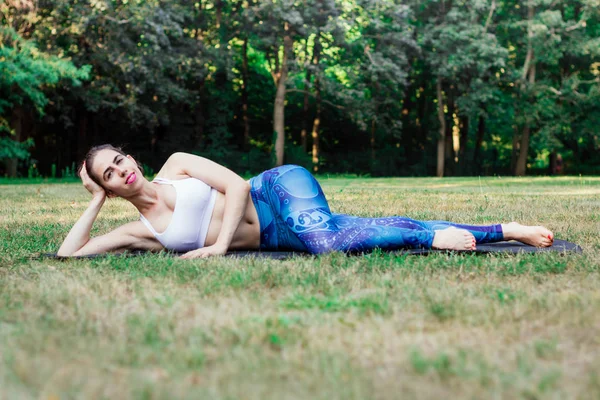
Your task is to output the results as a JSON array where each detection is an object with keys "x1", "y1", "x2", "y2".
[{"x1": 39, "y1": 239, "x2": 582, "y2": 260}]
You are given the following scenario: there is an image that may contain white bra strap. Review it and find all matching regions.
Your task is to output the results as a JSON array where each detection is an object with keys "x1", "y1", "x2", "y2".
[
  {"x1": 139, "y1": 214, "x2": 159, "y2": 236},
  {"x1": 153, "y1": 177, "x2": 170, "y2": 184}
]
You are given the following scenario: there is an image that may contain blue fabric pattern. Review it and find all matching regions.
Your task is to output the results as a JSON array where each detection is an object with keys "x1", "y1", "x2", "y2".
[{"x1": 249, "y1": 165, "x2": 504, "y2": 254}]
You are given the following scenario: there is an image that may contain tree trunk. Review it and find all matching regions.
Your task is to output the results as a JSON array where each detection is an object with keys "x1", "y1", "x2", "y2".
[
  {"x1": 195, "y1": 80, "x2": 205, "y2": 149},
  {"x1": 273, "y1": 24, "x2": 293, "y2": 166},
  {"x1": 77, "y1": 109, "x2": 88, "y2": 162},
  {"x1": 311, "y1": 74, "x2": 321, "y2": 172},
  {"x1": 514, "y1": 126, "x2": 530, "y2": 176},
  {"x1": 370, "y1": 119, "x2": 376, "y2": 164},
  {"x1": 241, "y1": 36, "x2": 250, "y2": 149},
  {"x1": 436, "y1": 78, "x2": 445, "y2": 177},
  {"x1": 549, "y1": 151, "x2": 557, "y2": 174},
  {"x1": 474, "y1": 114, "x2": 485, "y2": 173},
  {"x1": 417, "y1": 73, "x2": 428, "y2": 165},
  {"x1": 5, "y1": 107, "x2": 24, "y2": 177},
  {"x1": 92, "y1": 113, "x2": 99, "y2": 144},
  {"x1": 458, "y1": 115, "x2": 468, "y2": 175},
  {"x1": 515, "y1": 59, "x2": 536, "y2": 176},
  {"x1": 511, "y1": 126, "x2": 520, "y2": 173},
  {"x1": 370, "y1": 82, "x2": 381, "y2": 167},
  {"x1": 300, "y1": 38, "x2": 312, "y2": 153},
  {"x1": 400, "y1": 79, "x2": 415, "y2": 164},
  {"x1": 310, "y1": 35, "x2": 322, "y2": 172},
  {"x1": 216, "y1": 0, "x2": 222, "y2": 29},
  {"x1": 193, "y1": 5, "x2": 205, "y2": 150},
  {"x1": 444, "y1": 94, "x2": 455, "y2": 175},
  {"x1": 512, "y1": 2, "x2": 535, "y2": 176}
]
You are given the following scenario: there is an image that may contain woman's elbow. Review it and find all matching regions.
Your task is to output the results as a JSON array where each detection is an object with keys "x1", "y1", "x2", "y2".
[
  {"x1": 233, "y1": 180, "x2": 251, "y2": 194},
  {"x1": 242, "y1": 180, "x2": 251, "y2": 193}
]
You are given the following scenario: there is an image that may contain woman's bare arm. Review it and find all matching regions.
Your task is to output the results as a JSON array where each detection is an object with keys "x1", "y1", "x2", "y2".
[
  {"x1": 57, "y1": 194, "x2": 106, "y2": 256},
  {"x1": 56, "y1": 198, "x2": 163, "y2": 257},
  {"x1": 70, "y1": 221, "x2": 162, "y2": 257},
  {"x1": 57, "y1": 162, "x2": 161, "y2": 257},
  {"x1": 57, "y1": 198, "x2": 161, "y2": 256},
  {"x1": 58, "y1": 163, "x2": 110, "y2": 256}
]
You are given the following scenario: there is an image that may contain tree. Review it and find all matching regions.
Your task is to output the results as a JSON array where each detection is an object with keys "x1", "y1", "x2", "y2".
[
  {"x1": 419, "y1": 0, "x2": 507, "y2": 176},
  {"x1": 1, "y1": 0, "x2": 598, "y2": 177},
  {"x1": 505, "y1": 0, "x2": 600, "y2": 175},
  {"x1": 247, "y1": 0, "x2": 304, "y2": 166},
  {"x1": 332, "y1": 0, "x2": 416, "y2": 174},
  {"x1": 0, "y1": 25, "x2": 89, "y2": 175}
]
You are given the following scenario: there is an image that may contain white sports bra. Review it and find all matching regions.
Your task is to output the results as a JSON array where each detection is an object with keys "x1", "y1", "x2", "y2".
[{"x1": 140, "y1": 177, "x2": 217, "y2": 251}]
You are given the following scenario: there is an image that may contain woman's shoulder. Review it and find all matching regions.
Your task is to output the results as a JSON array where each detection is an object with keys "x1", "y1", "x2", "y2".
[
  {"x1": 152, "y1": 152, "x2": 244, "y2": 194},
  {"x1": 154, "y1": 152, "x2": 195, "y2": 181}
]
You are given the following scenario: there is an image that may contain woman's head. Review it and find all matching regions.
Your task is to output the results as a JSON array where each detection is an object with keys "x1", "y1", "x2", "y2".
[{"x1": 82, "y1": 144, "x2": 144, "y2": 196}]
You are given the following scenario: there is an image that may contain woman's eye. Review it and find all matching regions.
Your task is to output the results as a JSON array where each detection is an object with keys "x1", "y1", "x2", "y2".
[
  {"x1": 107, "y1": 172, "x2": 112, "y2": 179},
  {"x1": 116, "y1": 158, "x2": 122, "y2": 164}
]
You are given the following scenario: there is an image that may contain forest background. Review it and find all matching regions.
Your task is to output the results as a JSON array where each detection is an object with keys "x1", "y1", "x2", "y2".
[{"x1": 1, "y1": 0, "x2": 599, "y2": 178}]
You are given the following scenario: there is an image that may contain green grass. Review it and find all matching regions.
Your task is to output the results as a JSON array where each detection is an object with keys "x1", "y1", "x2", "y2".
[{"x1": 1, "y1": 176, "x2": 599, "y2": 399}]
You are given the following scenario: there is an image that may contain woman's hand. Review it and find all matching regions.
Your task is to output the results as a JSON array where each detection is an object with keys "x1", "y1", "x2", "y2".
[
  {"x1": 180, "y1": 243, "x2": 229, "y2": 259},
  {"x1": 80, "y1": 162, "x2": 106, "y2": 200}
]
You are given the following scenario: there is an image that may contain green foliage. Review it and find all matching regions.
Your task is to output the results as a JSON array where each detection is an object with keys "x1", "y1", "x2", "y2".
[
  {"x1": 0, "y1": 137, "x2": 33, "y2": 162},
  {"x1": 0, "y1": 25, "x2": 88, "y2": 166},
  {"x1": 0, "y1": 26, "x2": 89, "y2": 128},
  {"x1": 0, "y1": 0, "x2": 598, "y2": 176}
]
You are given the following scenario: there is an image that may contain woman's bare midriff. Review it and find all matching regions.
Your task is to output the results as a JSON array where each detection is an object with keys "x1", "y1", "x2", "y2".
[{"x1": 203, "y1": 191, "x2": 261, "y2": 250}]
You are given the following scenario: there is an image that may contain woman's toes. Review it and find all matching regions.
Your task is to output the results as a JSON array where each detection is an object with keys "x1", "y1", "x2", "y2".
[
  {"x1": 466, "y1": 233, "x2": 475, "y2": 250},
  {"x1": 540, "y1": 226, "x2": 553, "y2": 236}
]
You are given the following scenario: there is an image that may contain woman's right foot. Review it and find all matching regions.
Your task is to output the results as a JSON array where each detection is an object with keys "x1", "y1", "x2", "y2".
[
  {"x1": 501, "y1": 222, "x2": 554, "y2": 247},
  {"x1": 432, "y1": 227, "x2": 476, "y2": 251}
]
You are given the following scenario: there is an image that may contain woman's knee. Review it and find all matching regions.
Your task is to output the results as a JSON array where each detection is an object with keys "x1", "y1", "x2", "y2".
[
  {"x1": 273, "y1": 165, "x2": 322, "y2": 199},
  {"x1": 273, "y1": 165, "x2": 312, "y2": 183}
]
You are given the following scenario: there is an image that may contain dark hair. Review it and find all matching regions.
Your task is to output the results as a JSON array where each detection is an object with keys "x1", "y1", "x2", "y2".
[{"x1": 81, "y1": 144, "x2": 144, "y2": 190}]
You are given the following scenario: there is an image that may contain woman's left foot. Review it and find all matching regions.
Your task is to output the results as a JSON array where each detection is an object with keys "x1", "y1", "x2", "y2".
[
  {"x1": 432, "y1": 227, "x2": 477, "y2": 251},
  {"x1": 502, "y1": 222, "x2": 554, "y2": 247}
]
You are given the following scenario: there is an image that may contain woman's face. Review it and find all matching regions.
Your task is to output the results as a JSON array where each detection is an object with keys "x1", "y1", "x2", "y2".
[{"x1": 91, "y1": 149, "x2": 142, "y2": 196}]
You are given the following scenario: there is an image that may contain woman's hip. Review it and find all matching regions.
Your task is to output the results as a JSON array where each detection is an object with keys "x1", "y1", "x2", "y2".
[{"x1": 249, "y1": 165, "x2": 327, "y2": 251}]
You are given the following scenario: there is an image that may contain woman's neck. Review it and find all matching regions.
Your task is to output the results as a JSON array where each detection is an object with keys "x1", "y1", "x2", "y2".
[{"x1": 123, "y1": 179, "x2": 161, "y2": 214}]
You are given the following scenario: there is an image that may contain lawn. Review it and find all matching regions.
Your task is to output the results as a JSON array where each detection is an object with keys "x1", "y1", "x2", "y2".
[{"x1": 1, "y1": 176, "x2": 599, "y2": 399}]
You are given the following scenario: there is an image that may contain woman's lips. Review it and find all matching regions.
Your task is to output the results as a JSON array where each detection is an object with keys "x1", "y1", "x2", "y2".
[{"x1": 126, "y1": 172, "x2": 136, "y2": 184}]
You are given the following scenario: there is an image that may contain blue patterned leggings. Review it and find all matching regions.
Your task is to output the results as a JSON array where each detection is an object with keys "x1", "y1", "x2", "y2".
[{"x1": 249, "y1": 165, "x2": 503, "y2": 253}]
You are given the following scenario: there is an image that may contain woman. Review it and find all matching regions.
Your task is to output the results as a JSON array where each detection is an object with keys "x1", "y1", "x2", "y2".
[{"x1": 57, "y1": 145, "x2": 554, "y2": 258}]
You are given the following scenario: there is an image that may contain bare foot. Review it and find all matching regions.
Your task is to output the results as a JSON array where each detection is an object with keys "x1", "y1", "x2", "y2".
[
  {"x1": 501, "y1": 222, "x2": 554, "y2": 247},
  {"x1": 432, "y1": 227, "x2": 476, "y2": 251}
]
